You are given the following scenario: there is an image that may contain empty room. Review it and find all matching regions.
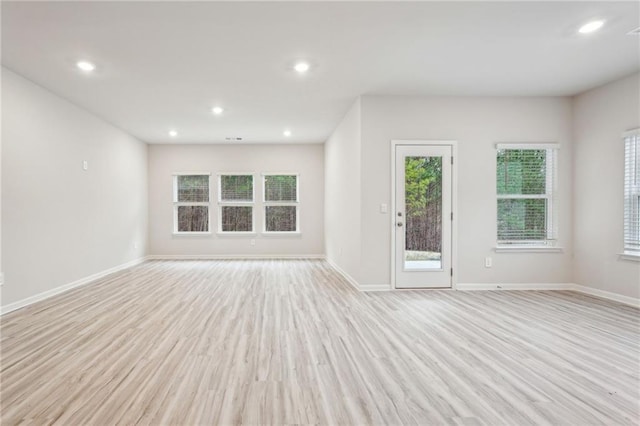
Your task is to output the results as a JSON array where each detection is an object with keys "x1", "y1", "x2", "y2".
[{"x1": 1, "y1": 1, "x2": 639, "y2": 424}]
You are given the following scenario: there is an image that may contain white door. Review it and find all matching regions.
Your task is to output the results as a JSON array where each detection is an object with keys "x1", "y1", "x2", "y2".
[{"x1": 394, "y1": 144, "x2": 452, "y2": 288}]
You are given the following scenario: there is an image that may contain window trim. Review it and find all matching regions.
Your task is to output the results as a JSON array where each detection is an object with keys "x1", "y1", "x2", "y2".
[
  {"x1": 623, "y1": 128, "x2": 640, "y2": 256},
  {"x1": 217, "y1": 173, "x2": 256, "y2": 234},
  {"x1": 495, "y1": 143, "x2": 559, "y2": 248},
  {"x1": 262, "y1": 173, "x2": 301, "y2": 234},
  {"x1": 172, "y1": 172, "x2": 212, "y2": 235}
]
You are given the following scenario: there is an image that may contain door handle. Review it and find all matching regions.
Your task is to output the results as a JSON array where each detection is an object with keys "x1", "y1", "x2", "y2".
[{"x1": 397, "y1": 222, "x2": 403, "y2": 227}]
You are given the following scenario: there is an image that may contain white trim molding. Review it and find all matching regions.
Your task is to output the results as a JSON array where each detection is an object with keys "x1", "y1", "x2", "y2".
[
  {"x1": 172, "y1": 232, "x2": 212, "y2": 237},
  {"x1": 0, "y1": 257, "x2": 148, "y2": 316},
  {"x1": 456, "y1": 283, "x2": 574, "y2": 291},
  {"x1": 571, "y1": 285, "x2": 640, "y2": 308},
  {"x1": 325, "y1": 257, "x2": 360, "y2": 291},
  {"x1": 494, "y1": 246, "x2": 564, "y2": 253},
  {"x1": 147, "y1": 254, "x2": 325, "y2": 260},
  {"x1": 360, "y1": 284, "x2": 392, "y2": 292},
  {"x1": 325, "y1": 258, "x2": 392, "y2": 292},
  {"x1": 495, "y1": 142, "x2": 560, "y2": 150},
  {"x1": 618, "y1": 252, "x2": 640, "y2": 262},
  {"x1": 457, "y1": 282, "x2": 639, "y2": 308}
]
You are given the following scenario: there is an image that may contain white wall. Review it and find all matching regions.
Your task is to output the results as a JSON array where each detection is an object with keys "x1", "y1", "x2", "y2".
[
  {"x1": 573, "y1": 72, "x2": 640, "y2": 299},
  {"x1": 148, "y1": 144, "x2": 324, "y2": 256},
  {"x1": 324, "y1": 99, "x2": 362, "y2": 282},
  {"x1": 357, "y1": 96, "x2": 574, "y2": 287},
  {"x1": 1, "y1": 68, "x2": 148, "y2": 307}
]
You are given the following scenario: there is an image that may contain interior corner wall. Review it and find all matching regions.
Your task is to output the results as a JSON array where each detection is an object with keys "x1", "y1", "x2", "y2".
[
  {"x1": 147, "y1": 143, "x2": 324, "y2": 256},
  {"x1": 1, "y1": 68, "x2": 148, "y2": 308},
  {"x1": 572, "y1": 72, "x2": 640, "y2": 299},
  {"x1": 324, "y1": 98, "x2": 362, "y2": 283},
  {"x1": 359, "y1": 95, "x2": 574, "y2": 287}
]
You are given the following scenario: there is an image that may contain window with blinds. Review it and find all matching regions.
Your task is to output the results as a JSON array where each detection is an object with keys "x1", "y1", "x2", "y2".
[
  {"x1": 173, "y1": 174, "x2": 210, "y2": 233},
  {"x1": 218, "y1": 174, "x2": 254, "y2": 232},
  {"x1": 496, "y1": 144, "x2": 558, "y2": 246},
  {"x1": 624, "y1": 130, "x2": 640, "y2": 254},
  {"x1": 263, "y1": 174, "x2": 299, "y2": 232}
]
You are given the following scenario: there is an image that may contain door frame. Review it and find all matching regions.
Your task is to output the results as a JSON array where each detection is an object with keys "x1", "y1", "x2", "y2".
[{"x1": 390, "y1": 140, "x2": 458, "y2": 290}]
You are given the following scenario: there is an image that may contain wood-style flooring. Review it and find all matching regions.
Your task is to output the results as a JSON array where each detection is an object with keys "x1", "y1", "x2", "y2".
[{"x1": 1, "y1": 259, "x2": 639, "y2": 425}]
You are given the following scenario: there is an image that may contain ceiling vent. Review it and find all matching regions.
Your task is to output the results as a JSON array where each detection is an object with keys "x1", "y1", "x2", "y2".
[
  {"x1": 628, "y1": 27, "x2": 640, "y2": 35},
  {"x1": 225, "y1": 137, "x2": 243, "y2": 141}
]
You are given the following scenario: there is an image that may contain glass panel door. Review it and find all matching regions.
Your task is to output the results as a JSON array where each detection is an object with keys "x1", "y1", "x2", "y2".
[
  {"x1": 404, "y1": 156, "x2": 443, "y2": 270},
  {"x1": 395, "y1": 144, "x2": 452, "y2": 289}
]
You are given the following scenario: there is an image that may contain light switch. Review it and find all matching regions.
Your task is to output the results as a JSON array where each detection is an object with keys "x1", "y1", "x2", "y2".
[
  {"x1": 485, "y1": 257, "x2": 492, "y2": 268},
  {"x1": 82, "y1": 160, "x2": 88, "y2": 171},
  {"x1": 380, "y1": 203, "x2": 388, "y2": 213}
]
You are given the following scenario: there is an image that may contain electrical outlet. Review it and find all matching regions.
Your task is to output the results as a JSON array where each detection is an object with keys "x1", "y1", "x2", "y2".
[
  {"x1": 250, "y1": 239, "x2": 256, "y2": 246},
  {"x1": 380, "y1": 203, "x2": 388, "y2": 213},
  {"x1": 485, "y1": 257, "x2": 492, "y2": 268},
  {"x1": 134, "y1": 242, "x2": 139, "y2": 249}
]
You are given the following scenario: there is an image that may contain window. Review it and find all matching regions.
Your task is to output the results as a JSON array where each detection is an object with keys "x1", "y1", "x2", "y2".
[
  {"x1": 263, "y1": 174, "x2": 299, "y2": 233},
  {"x1": 173, "y1": 174, "x2": 210, "y2": 233},
  {"x1": 624, "y1": 130, "x2": 640, "y2": 254},
  {"x1": 496, "y1": 144, "x2": 558, "y2": 246},
  {"x1": 218, "y1": 174, "x2": 254, "y2": 232}
]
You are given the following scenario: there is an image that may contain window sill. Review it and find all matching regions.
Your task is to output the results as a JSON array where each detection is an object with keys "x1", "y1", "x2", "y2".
[
  {"x1": 172, "y1": 232, "x2": 211, "y2": 237},
  {"x1": 261, "y1": 232, "x2": 302, "y2": 238},
  {"x1": 494, "y1": 246, "x2": 564, "y2": 253},
  {"x1": 619, "y1": 253, "x2": 640, "y2": 262},
  {"x1": 216, "y1": 232, "x2": 257, "y2": 237}
]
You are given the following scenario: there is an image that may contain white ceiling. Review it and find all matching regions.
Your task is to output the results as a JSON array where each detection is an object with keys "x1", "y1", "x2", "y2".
[{"x1": 2, "y1": 1, "x2": 639, "y2": 144}]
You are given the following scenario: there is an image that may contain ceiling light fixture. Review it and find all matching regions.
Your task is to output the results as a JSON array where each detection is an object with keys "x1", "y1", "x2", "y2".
[
  {"x1": 76, "y1": 61, "x2": 96, "y2": 72},
  {"x1": 283, "y1": 130, "x2": 292, "y2": 137},
  {"x1": 578, "y1": 20, "x2": 604, "y2": 34},
  {"x1": 294, "y1": 62, "x2": 310, "y2": 73},
  {"x1": 169, "y1": 130, "x2": 178, "y2": 137},
  {"x1": 212, "y1": 106, "x2": 224, "y2": 115}
]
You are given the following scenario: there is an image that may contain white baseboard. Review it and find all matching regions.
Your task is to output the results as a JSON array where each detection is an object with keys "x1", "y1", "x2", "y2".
[
  {"x1": 571, "y1": 284, "x2": 640, "y2": 308},
  {"x1": 457, "y1": 282, "x2": 639, "y2": 308},
  {"x1": 456, "y1": 282, "x2": 574, "y2": 291},
  {"x1": 147, "y1": 254, "x2": 325, "y2": 260},
  {"x1": 360, "y1": 284, "x2": 392, "y2": 292},
  {"x1": 325, "y1": 258, "x2": 392, "y2": 292},
  {"x1": 0, "y1": 257, "x2": 147, "y2": 316},
  {"x1": 325, "y1": 257, "x2": 360, "y2": 291}
]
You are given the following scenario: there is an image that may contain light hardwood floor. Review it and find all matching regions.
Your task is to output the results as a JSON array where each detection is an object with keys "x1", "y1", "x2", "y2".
[{"x1": 1, "y1": 259, "x2": 639, "y2": 425}]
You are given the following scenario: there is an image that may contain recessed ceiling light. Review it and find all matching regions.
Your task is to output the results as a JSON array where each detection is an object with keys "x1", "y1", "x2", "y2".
[
  {"x1": 212, "y1": 106, "x2": 224, "y2": 115},
  {"x1": 579, "y1": 20, "x2": 604, "y2": 34},
  {"x1": 283, "y1": 130, "x2": 292, "y2": 137},
  {"x1": 169, "y1": 130, "x2": 178, "y2": 137},
  {"x1": 76, "y1": 61, "x2": 96, "y2": 72},
  {"x1": 294, "y1": 62, "x2": 310, "y2": 73}
]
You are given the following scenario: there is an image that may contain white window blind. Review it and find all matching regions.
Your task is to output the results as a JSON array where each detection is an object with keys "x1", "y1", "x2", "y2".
[
  {"x1": 263, "y1": 174, "x2": 299, "y2": 232},
  {"x1": 220, "y1": 175, "x2": 254, "y2": 201},
  {"x1": 496, "y1": 144, "x2": 558, "y2": 246},
  {"x1": 218, "y1": 174, "x2": 254, "y2": 232},
  {"x1": 173, "y1": 174, "x2": 210, "y2": 233},
  {"x1": 624, "y1": 130, "x2": 640, "y2": 253}
]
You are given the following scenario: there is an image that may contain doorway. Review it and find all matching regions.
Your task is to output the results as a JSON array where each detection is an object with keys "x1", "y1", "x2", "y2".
[{"x1": 393, "y1": 142, "x2": 454, "y2": 288}]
